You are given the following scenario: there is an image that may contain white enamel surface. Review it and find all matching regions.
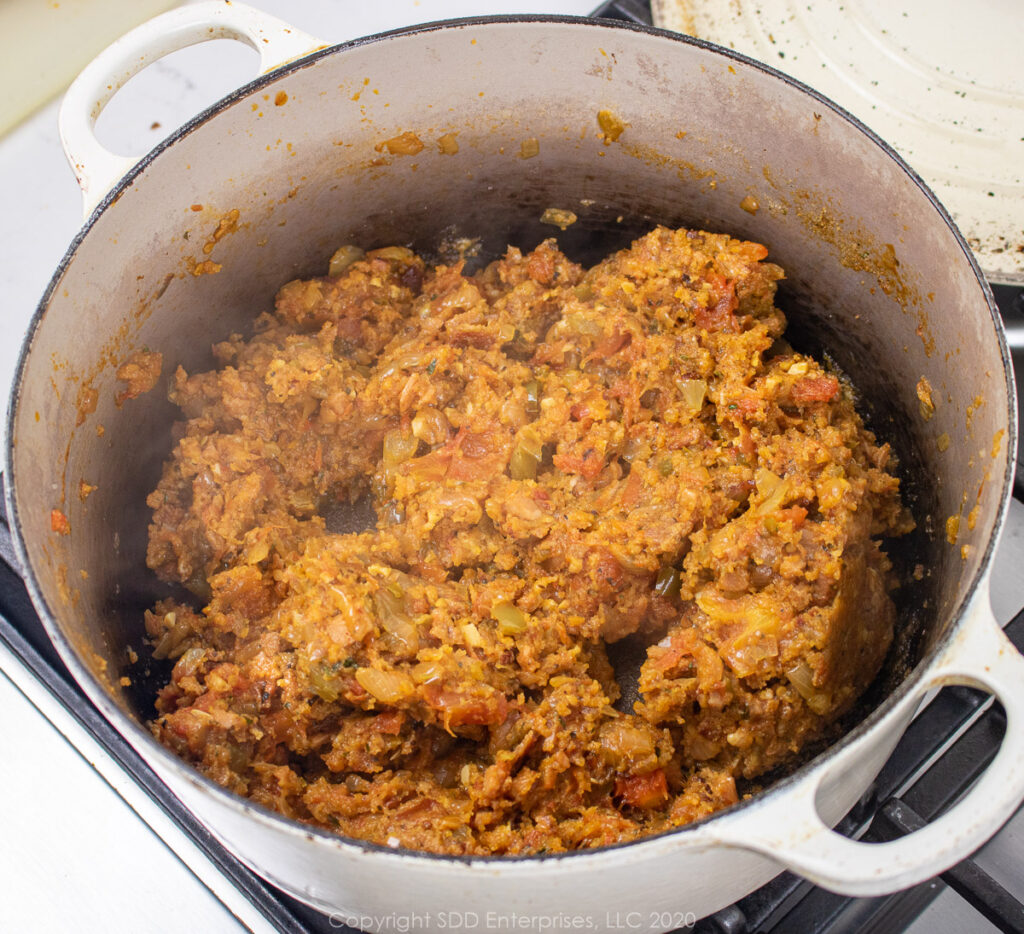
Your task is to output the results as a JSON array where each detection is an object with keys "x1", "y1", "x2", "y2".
[
  {"x1": 59, "y1": 2, "x2": 322, "y2": 215},
  {"x1": 652, "y1": 0, "x2": 1024, "y2": 283}
]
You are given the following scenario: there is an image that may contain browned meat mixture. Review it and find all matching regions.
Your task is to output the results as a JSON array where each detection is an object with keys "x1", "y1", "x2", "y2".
[{"x1": 144, "y1": 228, "x2": 913, "y2": 854}]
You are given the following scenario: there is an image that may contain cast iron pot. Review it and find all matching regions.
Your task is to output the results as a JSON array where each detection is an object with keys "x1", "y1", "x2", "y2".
[{"x1": 6, "y1": 4, "x2": 1022, "y2": 928}]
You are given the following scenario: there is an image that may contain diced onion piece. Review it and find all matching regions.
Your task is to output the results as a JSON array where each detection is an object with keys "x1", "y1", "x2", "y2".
[
  {"x1": 786, "y1": 661, "x2": 832, "y2": 715},
  {"x1": 152, "y1": 612, "x2": 192, "y2": 660},
  {"x1": 754, "y1": 468, "x2": 790, "y2": 515},
  {"x1": 461, "y1": 622, "x2": 484, "y2": 648},
  {"x1": 373, "y1": 588, "x2": 419, "y2": 652},
  {"x1": 373, "y1": 246, "x2": 416, "y2": 262},
  {"x1": 510, "y1": 446, "x2": 540, "y2": 480},
  {"x1": 172, "y1": 646, "x2": 205, "y2": 680},
  {"x1": 564, "y1": 312, "x2": 602, "y2": 337},
  {"x1": 328, "y1": 245, "x2": 365, "y2": 277},
  {"x1": 524, "y1": 379, "x2": 541, "y2": 418},
  {"x1": 411, "y1": 661, "x2": 444, "y2": 684},
  {"x1": 355, "y1": 667, "x2": 413, "y2": 703},
  {"x1": 309, "y1": 662, "x2": 343, "y2": 702},
  {"x1": 599, "y1": 720, "x2": 657, "y2": 766},
  {"x1": 383, "y1": 429, "x2": 419, "y2": 467},
  {"x1": 621, "y1": 437, "x2": 650, "y2": 464},
  {"x1": 497, "y1": 322, "x2": 517, "y2": 343},
  {"x1": 491, "y1": 601, "x2": 528, "y2": 635},
  {"x1": 608, "y1": 545, "x2": 651, "y2": 573},
  {"x1": 675, "y1": 378, "x2": 707, "y2": 413},
  {"x1": 755, "y1": 468, "x2": 782, "y2": 495}
]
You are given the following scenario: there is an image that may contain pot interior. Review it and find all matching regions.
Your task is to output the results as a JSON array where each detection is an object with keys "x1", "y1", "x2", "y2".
[{"x1": 8, "y1": 18, "x2": 1013, "y2": 790}]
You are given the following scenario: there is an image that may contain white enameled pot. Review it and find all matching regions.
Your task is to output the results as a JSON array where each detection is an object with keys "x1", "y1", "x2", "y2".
[{"x1": 6, "y1": 4, "x2": 1022, "y2": 929}]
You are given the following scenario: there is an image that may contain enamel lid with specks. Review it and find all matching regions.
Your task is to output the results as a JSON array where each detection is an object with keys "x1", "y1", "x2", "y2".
[{"x1": 653, "y1": 0, "x2": 1024, "y2": 284}]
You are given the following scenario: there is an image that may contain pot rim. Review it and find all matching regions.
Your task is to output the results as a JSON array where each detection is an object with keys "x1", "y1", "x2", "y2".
[{"x1": 5, "y1": 13, "x2": 1018, "y2": 868}]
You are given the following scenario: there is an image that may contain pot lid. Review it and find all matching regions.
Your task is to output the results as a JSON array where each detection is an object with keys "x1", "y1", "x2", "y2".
[{"x1": 652, "y1": 0, "x2": 1024, "y2": 285}]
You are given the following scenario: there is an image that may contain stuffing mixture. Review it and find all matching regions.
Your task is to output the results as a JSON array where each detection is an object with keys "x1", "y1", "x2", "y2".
[{"x1": 144, "y1": 227, "x2": 912, "y2": 854}]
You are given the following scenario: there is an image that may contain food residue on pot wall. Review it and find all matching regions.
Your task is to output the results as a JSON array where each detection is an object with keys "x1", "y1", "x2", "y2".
[
  {"x1": 520, "y1": 138, "x2": 540, "y2": 159},
  {"x1": 75, "y1": 382, "x2": 98, "y2": 426},
  {"x1": 597, "y1": 109, "x2": 626, "y2": 144},
  {"x1": 755, "y1": 169, "x2": 934, "y2": 354},
  {"x1": 114, "y1": 349, "x2": 163, "y2": 407},
  {"x1": 203, "y1": 208, "x2": 240, "y2": 255},
  {"x1": 189, "y1": 258, "x2": 222, "y2": 276},
  {"x1": 946, "y1": 514, "x2": 960, "y2": 545},
  {"x1": 377, "y1": 131, "x2": 425, "y2": 156},
  {"x1": 437, "y1": 133, "x2": 459, "y2": 155},
  {"x1": 50, "y1": 509, "x2": 70, "y2": 536},
  {"x1": 966, "y1": 395, "x2": 985, "y2": 432},
  {"x1": 540, "y1": 207, "x2": 577, "y2": 229},
  {"x1": 916, "y1": 376, "x2": 935, "y2": 420}
]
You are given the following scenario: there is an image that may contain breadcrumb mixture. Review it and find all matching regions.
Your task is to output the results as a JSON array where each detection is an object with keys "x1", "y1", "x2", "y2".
[{"x1": 144, "y1": 228, "x2": 912, "y2": 854}]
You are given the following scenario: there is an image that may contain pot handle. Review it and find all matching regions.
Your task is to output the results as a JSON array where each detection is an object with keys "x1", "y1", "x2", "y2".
[
  {"x1": 58, "y1": 1, "x2": 323, "y2": 217},
  {"x1": 708, "y1": 582, "x2": 1024, "y2": 896}
]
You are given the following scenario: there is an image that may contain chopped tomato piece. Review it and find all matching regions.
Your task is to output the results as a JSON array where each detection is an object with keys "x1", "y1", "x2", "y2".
[
  {"x1": 552, "y1": 448, "x2": 604, "y2": 480},
  {"x1": 615, "y1": 769, "x2": 669, "y2": 808},
  {"x1": 695, "y1": 276, "x2": 739, "y2": 332},
  {"x1": 424, "y1": 682, "x2": 510, "y2": 728},
  {"x1": 374, "y1": 710, "x2": 405, "y2": 735},
  {"x1": 791, "y1": 375, "x2": 839, "y2": 403},
  {"x1": 777, "y1": 505, "x2": 809, "y2": 528}
]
